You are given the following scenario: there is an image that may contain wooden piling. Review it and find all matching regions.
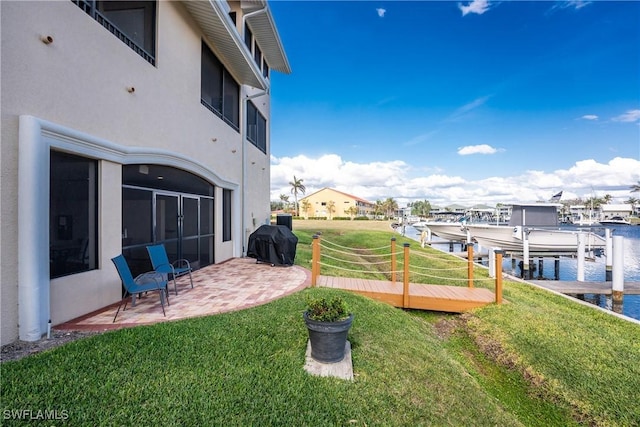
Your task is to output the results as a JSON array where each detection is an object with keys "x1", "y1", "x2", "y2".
[
  {"x1": 577, "y1": 233, "x2": 585, "y2": 282},
  {"x1": 467, "y1": 243, "x2": 474, "y2": 288},
  {"x1": 403, "y1": 243, "x2": 410, "y2": 308},
  {"x1": 311, "y1": 235, "x2": 319, "y2": 287},
  {"x1": 391, "y1": 238, "x2": 397, "y2": 283},
  {"x1": 612, "y1": 235, "x2": 624, "y2": 306},
  {"x1": 495, "y1": 250, "x2": 504, "y2": 304},
  {"x1": 605, "y1": 229, "x2": 613, "y2": 281}
]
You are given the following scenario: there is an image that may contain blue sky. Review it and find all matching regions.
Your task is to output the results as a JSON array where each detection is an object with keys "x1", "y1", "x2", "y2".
[{"x1": 268, "y1": 0, "x2": 640, "y2": 207}]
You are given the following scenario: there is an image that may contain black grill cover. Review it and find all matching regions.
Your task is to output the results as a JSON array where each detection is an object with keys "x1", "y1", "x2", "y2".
[{"x1": 247, "y1": 225, "x2": 298, "y2": 266}]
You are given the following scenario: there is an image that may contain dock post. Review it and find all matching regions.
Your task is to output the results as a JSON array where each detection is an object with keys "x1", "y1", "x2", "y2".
[
  {"x1": 522, "y1": 230, "x2": 530, "y2": 279},
  {"x1": 577, "y1": 233, "x2": 585, "y2": 282},
  {"x1": 537, "y1": 258, "x2": 544, "y2": 279},
  {"x1": 391, "y1": 238, "x2": 397, "y2": 283},
  {"x1": 311, "y1": 235, "x2": 319, "y2": 287},
  {"x1": 554, "y1": 257, "x2": 560, "y2": 280},
  {"x1": 488, "y1": 247, "x2": 496, "y2": 278},
  {"x1": 605, "y1": 228, "x2": 613, "y2": 281},
  {"x1": 403, "y1": 243, "x2": 410, "y2": 308},
  {"x1": 495, "y1": 250, "x2": 504, "y2": 304},
  {"x1": 612, "y1": 235, "x2": 624, "y2": 308},
  {"x1": 467, "y1": 243, "x2": 474, "y2": 288}
]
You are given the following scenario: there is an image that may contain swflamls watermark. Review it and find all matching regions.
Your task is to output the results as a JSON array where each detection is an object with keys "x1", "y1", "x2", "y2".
[{"x1": 3, "y1": 409, "x2": 69, "y2": 421}]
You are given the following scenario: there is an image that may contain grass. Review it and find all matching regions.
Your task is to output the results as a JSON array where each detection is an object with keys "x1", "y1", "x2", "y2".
[
  {"x1": 294, "y1": 220, "x2": 640, "y2": 426},
  {"x1": 3, "y1": 289, "x2": 524, "y2": 426},
  {"x1": 2, "y1": 219, "x2": 639, "y2": 426}
]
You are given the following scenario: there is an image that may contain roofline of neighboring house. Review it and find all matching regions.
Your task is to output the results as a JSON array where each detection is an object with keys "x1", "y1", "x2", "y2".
[{"x1": 300, "y1": 187, "x2": 374, "y2": 206}]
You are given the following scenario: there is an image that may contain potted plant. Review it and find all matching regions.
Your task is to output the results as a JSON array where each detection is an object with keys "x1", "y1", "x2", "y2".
[{"x1": 303, "y1": 295, "x2": 354, "y2": 363}]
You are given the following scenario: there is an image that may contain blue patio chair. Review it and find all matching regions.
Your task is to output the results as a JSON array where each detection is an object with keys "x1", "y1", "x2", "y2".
[
  {"x1": 111, "y1": 254, "x2": 169, "y2": 323},
  {"x1": 146, "y1": 244, "x2": 193, "y2": 295}
]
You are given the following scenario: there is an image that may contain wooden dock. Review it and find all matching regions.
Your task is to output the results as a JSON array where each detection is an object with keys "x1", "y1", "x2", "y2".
[
  {"x1": 528, "y1": 280, "x2": 640, "y2": 295},
  {"x1": 316, "y1": 275, "x2": 497, "y2": 313}
]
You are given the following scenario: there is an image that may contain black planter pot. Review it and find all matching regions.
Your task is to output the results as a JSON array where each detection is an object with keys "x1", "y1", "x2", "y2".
[{"x1": 304, "y1": 312, "x2": 354, "y2": 363}]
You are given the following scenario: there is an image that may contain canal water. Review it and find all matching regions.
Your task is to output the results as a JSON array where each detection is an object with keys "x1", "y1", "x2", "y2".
[{"x1": 404, "y1": 224, "x2": 640, "y2": 321}]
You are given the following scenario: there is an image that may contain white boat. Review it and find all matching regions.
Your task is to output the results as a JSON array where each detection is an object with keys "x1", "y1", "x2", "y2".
[
  {"x1": 411, "y1": 221, "x2": 430, "y2": 231},
  {"x1": 423, "y1": 222, "x2": 470, "y2": 242},
  {"x1": 467, "y1": 224, "x2": 606, "y2": 252},
  {"x1": 598, "y1": 216, "x2": 631, "y2": 226},
  {"x1": 465, "y1": 203, "x2": 606, "y2": 253}
]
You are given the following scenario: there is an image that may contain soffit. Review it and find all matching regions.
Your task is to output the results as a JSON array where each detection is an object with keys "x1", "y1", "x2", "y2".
[
  {"x1": 242, "y1": 3, "x2": 291, "y2": 74},
  {"x1": 182, "y1": 0, "x2": 265, "y2": 89}
]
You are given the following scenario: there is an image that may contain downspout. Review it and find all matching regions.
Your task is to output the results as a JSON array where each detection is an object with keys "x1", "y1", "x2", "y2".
[
  {"x1": 242, "y1": 5, "x2": 268, "y2": 29},
  {"x1": 240, "y1": 4, "x2": 269, "y2": 256},
  {"x1": 242, "y1": 88, "x2": 268, "y2": 256}
]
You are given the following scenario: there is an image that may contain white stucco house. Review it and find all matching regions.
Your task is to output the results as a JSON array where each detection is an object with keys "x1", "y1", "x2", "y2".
[
  {"x1": 600, "y1": 204, "x2": 633, "y2": 220},
  {"x1": 0, "y1": 0, "x2": 290, "y2": 345}
]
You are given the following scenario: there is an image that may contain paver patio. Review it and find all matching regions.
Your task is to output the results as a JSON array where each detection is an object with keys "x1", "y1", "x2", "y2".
[{"x1": 57, "y1": 257, "x2": 310, "y2": 332}]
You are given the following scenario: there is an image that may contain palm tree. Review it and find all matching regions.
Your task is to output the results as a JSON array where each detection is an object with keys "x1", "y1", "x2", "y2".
[
  {"x1": 626, "y1": 197, "x2": 639, "y2": 217},
  {"x1": 289, "y1": 175, "x2": 306, "y2": 217},
  {"x1": 279, "y1": 194, "x2": 290, "y2": 211},
  {"x1": 382, "y1": 197, "x2": 398, "y2": 219},
  {"x1": 345, "y1": 206, "x2": 358, "y2": 219},
  {"x1": 326, "y1": 200, "x2": 336, "y2": 220},
  {"x1": 374, "y1": 200, "x2": 384, "y2": 219},
  {"x1": 300, "y1": 199, "x2": 311, "y2": 219}
]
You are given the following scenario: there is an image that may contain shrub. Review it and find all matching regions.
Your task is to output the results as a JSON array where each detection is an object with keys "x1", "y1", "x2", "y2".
[{"x1": 305, "y1": 296, "x2": 350, "y2": 322}]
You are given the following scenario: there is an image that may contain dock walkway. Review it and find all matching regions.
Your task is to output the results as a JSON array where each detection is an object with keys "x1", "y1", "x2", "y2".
[
  {"x1": 316, "y1": 275, "x2": 496, "y2": 313},
  {"x1": 528, "y1": 280, "x2": 640, "y2": 295}
]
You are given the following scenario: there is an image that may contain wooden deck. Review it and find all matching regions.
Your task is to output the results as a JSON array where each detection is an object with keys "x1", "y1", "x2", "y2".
[{"x1": 316, "y1": 275, "x2": 497, "y2": 313}]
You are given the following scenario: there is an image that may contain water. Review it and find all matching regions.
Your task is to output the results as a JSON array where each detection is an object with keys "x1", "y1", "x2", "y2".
[{"x1": 402, "y1": 224, "x2": 640, "y2": 321}]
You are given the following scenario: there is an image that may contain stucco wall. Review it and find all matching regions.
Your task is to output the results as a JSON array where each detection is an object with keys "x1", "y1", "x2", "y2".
[{"x1": 1, "y1": 1, "x2": 273, "y2": 344}]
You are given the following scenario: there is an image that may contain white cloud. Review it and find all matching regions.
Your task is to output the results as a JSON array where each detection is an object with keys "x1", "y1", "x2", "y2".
[
  {"x1": 376, "y1": 8, "x2": 386, "y2": 18},
  {"x1": 612, "y1": 109, "x2": 640, "y2": 123},
  {"x1": 549, "y1": 1, "x2": 592, "y2": 13},
  {"x1": 580, "y1": 114, "x2": 598, "y2": 121},
  {"x1": 459, "y1": 0, "x2": 491, "y2": 16},
  {"x1": 270, "y1": 154, "x2": 640, "y2": 207},
  {"x1": 564, "y1": 1, "x2": 592, "y2": 10},
  {"x1": 457, "y1": 144, "x2": 498, "y2": 155}
]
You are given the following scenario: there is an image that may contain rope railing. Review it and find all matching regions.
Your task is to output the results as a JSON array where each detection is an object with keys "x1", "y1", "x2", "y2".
[
  {"x1": 410, "y1": 249, "x2": 468, "y2": 264},
  {"x1": 317, "y1": 261, "x2": 396, "y2": 275},
  {"x1": 320, "y1": 238, "x2": 392, "y2": 252},
  {"x1": 310, "y1": 235, "x2": 504, "y2": 305},
  {"x1": 321, "y1": 253, "x2": 392, "y2": 265},
  {"x1": 320, "y1": 244, "x2": 401, "y2": 258}
]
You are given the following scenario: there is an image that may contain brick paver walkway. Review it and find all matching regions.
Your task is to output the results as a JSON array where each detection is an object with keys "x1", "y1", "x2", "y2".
[{"x1": 58, "y1": 257, "x2": 310, "y2": 332}]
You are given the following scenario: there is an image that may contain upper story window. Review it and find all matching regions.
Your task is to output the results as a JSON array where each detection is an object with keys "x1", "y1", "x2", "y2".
[
  {"x1": 244, "y1": 24, "x2": 253, "y2": 52},
  {"x1": 201, "y1": 42, "x2": 240, "y2": 130},
  {"x1": 247, "y1": 101, "x2": 267, "y2": 153},
  {"x1": 244, "y1": 23, "x2": 269, "y2": 79},
  {"x1": 72, "y1": 1, "x2": 156, "y2": 66}
]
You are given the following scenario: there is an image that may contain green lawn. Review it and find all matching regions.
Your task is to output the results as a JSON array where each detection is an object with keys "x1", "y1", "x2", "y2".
[{"x1": 2, "y1": 222, "x2": 639, "y2": 426}]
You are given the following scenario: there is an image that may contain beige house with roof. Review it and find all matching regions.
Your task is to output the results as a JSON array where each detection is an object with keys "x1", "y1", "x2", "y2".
[
  {"x1": 0, "y1": 0, "x2": 290, "y2": 344},
  {"x1": 299, "y1": 188, "x2": 375, "y2": 219}
]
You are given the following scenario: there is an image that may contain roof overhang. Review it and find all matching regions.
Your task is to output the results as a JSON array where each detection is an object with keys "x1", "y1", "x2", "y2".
[
  {"x1": 241, "y1": 2, "x2": 291, "y2": 74},
  {"x1": 182, "y1": 0, "x2": 266, "y2": 89}
]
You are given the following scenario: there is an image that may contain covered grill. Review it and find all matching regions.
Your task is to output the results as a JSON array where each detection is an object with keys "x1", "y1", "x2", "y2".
[{"x1": 247, "y1": 225, "x2": 298, "y2": 266}]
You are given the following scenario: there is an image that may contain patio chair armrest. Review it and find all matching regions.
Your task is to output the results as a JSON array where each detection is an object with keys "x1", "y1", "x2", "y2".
[
  {"x1": 172, "y1": 259, "x2": 191, "y2": 269},
  {"x1": 153, "y1": 263, "x2": 176, "y2": 274},
  {"x1": 134, "y1": 272, "x2": 166, "y2": 289}
]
